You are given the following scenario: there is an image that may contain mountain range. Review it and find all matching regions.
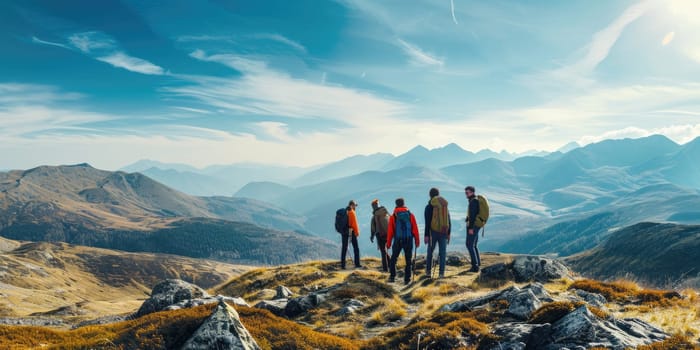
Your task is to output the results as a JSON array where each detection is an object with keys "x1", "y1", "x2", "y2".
[
  {"x1": 230, "y1": 135, "x2": 700, "y2": 256},
  {"x1": 121, "y1": 144, "x2": 547, "y2": 196},
  {"x1": 0, "y1": 164, "x2": 335, "y2": 264}
]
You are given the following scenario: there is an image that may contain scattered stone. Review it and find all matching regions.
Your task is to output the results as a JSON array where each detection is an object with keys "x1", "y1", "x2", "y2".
[
  {"x1": 479, "y1": 262, "x2": 512, "y2": 281},
  {"x1": 181, "y1": 300, "x2": 261, "y2": 350},
  {"x1": 285, "y1": 293, "x2": 326, "y2": 318},
  {"x1": 446, "y1": 253, "x2": 466, "y2": 266},
  {"x1": 512, "y1": 256, "x2": 572, "y2": 282},
  {"x1": 0, "y1": 317, "x2": 66, "y2": 327},
  {"x1": 275, "y1": 285, "x2": 293, "y2": 300},
  {"x1": 506, "y1": 289, "x2": 542, "y2": 320},
  {"x1": 335, "y1": 299, "x2": 365, "y2": 316},
  {"x1": 572, "y1": 289, "x2": 607, "y2": 308},
  {"x1": 254, "y1": 299, "x2": 288, "y2": 317},
  {"x1": 493, "y1": 323, "x2": 549, "y2": 350},
  {"x1": 135, "y1": 279, "x2": 208, "y2": 317},
  {"x1": 525, "y1": 282, "x2": 553, "y2": 302}
]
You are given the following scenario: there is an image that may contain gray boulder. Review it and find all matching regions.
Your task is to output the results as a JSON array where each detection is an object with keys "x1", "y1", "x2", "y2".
[
  {"x1": 254, "y1": 299, "x2": 288, "y2": 317},
  {"x1": 181, "y1": 300, "x2": 261, "y2": 350},
  {"x1": 506, "y1": 289, "x2": 542, "y2": 320},
  {"x1": 441, "y1": 286, "x2": 521, "y2": 312},
  {"x1": 335, "y1": 299, "x2": 365, "y2": 316},
  {"x1": 491, "y1": 323, "x2": 550, "y2": 350},
  {"x1": 479, "y1": 262, "x2": 512, "y2": 281},
  {"x1": 136, "y1": 279, "x2": 209, "y2": 317},
  {"x1": 528, "y1": 306, "x2": 667, "y2": 349},
  {"x1": 275, "y1": 286, "x2": 293, "y2": 300},
  {"x1": 572, "y1": 289, "x2": 607, "y2": 308},
  {"x1": 525, "y1": 282, "x2": 553, "y2": 302},
  {"x1": 285, "y1": 293, "x2": 326, "y2": 318},
  {"x1": 512, "y1": 256, "x2": 572, "y2": 282}
]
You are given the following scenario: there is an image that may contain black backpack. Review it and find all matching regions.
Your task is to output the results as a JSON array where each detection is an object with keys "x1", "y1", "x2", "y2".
[{"x1": 335, "y1": 208, "x2": 348, "y2": 234}]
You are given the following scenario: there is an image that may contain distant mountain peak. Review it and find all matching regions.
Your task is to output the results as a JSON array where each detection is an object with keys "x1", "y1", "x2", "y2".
[{"x1": 557, "y1": 141, "x2": 580, "y2": 153}]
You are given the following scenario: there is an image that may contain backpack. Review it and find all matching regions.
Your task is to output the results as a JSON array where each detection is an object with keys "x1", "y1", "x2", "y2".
[
  {"x1": 373, "y1": 207, "x2": 389, "y2": 239},
  {"x1": 430, "y1": 196, "x2": 450, "y2": 234},
  {"x1": 394, "y1": 210, "x2": 413, "y2": 243},
  {"x1": 474, "y1": 195, "x2": 490, "y2": 228},
  {"x1": 335, "y1": 208, "x2": 348, "y2": 234}
]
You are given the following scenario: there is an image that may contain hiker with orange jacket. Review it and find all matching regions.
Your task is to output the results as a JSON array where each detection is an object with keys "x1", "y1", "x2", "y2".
[
  {"x1": 386, "y1": 197, "x2": 420, "y2": 285},
  {"x1": 341, "y1": 200, "x2": 362, "y2": 269}
]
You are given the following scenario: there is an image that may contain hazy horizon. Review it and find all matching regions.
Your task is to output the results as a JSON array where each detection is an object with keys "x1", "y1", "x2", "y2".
[{"x1": 2, "y1": 0, "x2": 700, "y2": 169}]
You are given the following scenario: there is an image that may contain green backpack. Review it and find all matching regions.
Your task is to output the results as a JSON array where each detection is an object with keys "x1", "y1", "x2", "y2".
[{"x1": 474, "y1": 194, "x2": 490, "y2": 228}]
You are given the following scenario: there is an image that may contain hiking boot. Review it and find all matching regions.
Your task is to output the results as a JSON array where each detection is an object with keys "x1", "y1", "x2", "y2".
[
  {"x1": 404, "y1": 279, "x2": 411, "y2": 285},
  {"x1": 469, "y1": 266, "x2": 479, "y2": 273},
  {"x1": 438, "y1": 274, "x2": 445, "y2": 279},
  {"x1": 388, "y1": 276, "x2": 395, "y2": 283}
]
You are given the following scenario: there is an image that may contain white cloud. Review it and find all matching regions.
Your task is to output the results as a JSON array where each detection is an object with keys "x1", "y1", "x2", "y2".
[
  {"x1": 31, "y1": 36, "x2": 69, "y2": 49},
  {"x1": 172, "y1": 106, "x2": 212, "y2": 114},
  {"x1": 579, "y1": 124, "x2": 700, "y2": 146},
  {"x1": 30, "y1": 31, "x2": 166, "y2": 76},
  {"x1": 97, "y1": 52, "x2": 165, "y2": 75},
  {"x1": 450, "y1": 0, "x2": 459, "y2": 25},
  {"x1": 396, "y1": 39, "x2": 444, "y2": 67},
  {"x1": 68, "y1": 32, "x2": 116, "y2": 53},
  {"x1": 252, "y1": 33, "x2": 307, "y2": 53},
  {"x1": 172, "y1": 50, "x2": 407, "y2": 123}
]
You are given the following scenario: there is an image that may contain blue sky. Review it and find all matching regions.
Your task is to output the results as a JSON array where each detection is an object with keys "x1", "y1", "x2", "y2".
[{"x1": 1, "y1": 0, "x2": 700, "y2": 169}]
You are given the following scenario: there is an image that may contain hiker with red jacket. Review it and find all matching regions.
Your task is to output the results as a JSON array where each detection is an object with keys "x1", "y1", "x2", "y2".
[
  {"x1": 465, "y1": 186, "x2": 481, "y2": 272},
  {"x1": 386, "y1": 198, "x2": 420, "y2": 285},
  {"x1": 425, "y1": 187, "x2": 451, "y2": 279},
  {"x1": 370, "y1": 199, "x2": 390, "y2": 272},
  {"x1": 341, "y1": 200, "x2": 362, "y2": 269}
]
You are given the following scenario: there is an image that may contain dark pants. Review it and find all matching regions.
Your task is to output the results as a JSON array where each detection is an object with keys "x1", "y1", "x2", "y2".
[
  {"x1": 466, "y1": 227, "x2": 481, "y2": 268},
  {"x1": 389, "y1": 239, "x2": 413, "y2": 283},
  {"x1": 341, "y1": 233, "x2": 361, "y2": 268},
  {"x1": 376, "y1": 236, "x2": 389, "y2": 271},
  {"x1": 426, "y1": 231, "x2": 447, "y2": 277}
]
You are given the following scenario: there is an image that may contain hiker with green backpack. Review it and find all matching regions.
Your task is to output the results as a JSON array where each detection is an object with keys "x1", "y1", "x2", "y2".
[
  {"x1": 425, "y1": 187, "x2": 451, "y2": 279},
  {"x1": 465, "y1": 186, "x2": 489, "y2": 272},
  {"x1": 386, "y1": 197, "x2": 420, "y2": 285}
]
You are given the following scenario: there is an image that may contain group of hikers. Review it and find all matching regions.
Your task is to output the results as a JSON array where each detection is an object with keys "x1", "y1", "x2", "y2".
[{"x1": 335, "y1": 186, "x2": 488, "y2": 285}]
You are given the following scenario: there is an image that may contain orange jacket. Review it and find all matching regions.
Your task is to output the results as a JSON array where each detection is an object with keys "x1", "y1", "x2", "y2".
[
  {"x1": 386, "y1": 207, "x2": 420, "y2": 249},
  {"x1": 347, "y1": 208, "x2": 360, "y2": 237}
]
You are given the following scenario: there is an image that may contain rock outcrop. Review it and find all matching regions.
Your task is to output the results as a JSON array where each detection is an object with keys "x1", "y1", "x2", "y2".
[
  {"x1": 181, "y1": 300, "x2": 261, "y2": 350},
  {"x1": 441, "y1": 282, "x2": 551, "y2": 320},
  {"x1": 479, "y1": 256, "x2": 572, "y2": 285},
  {"x1": 136, "y1": 279, "x2": 209, "y2": 317},
  {"x1": 490, "y1": 305, "x2": 667, "y2": 350}
]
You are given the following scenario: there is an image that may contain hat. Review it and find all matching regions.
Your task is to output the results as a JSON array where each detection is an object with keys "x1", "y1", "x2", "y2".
[
  {"x1": 371, "y1": 199, "x2": 379, "y2": 210},
  {"x1": 348, "y1": 200, "x2": 358, "y2": 207}
]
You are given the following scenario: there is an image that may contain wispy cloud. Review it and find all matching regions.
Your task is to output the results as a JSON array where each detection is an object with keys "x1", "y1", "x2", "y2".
[
  {"x1": 170, "y1": 50, "x2": 406, "y2": 123},
  {"x1": 0, "y1": 84, "x2": 114, "y2": 138},
  {"x1": 450, "y1": 0, "x2": 459, "y2": 25},
  {"x1": 97, "y1": 52, "x2": 165, "y2": 75},
  {"x1": 31, "y1": 31, "x2": 165, "y2": 75},
  {"x1": 396, "y1": 38, "x2": 444, "y2": 67},
  {"x1": 569, "y1": 1, "x2": 650, "y2": 74},
  {"x1": 251, "y1": 33, "x2": 307, "y2": 53},
  {"x1": 31, "y1": 36, "x2": 69, "y2": 49},
  {"x1": 172, "y1": 106, "x2": 212, "y2": 114},
  {"x1": 68, "y1": 31, "x2": 116, "y2": 53}
]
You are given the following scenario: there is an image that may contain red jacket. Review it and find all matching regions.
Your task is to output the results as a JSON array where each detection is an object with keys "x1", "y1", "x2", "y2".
[{"x1": 386, "y1": 207, "x2": 420, "y2": 249}]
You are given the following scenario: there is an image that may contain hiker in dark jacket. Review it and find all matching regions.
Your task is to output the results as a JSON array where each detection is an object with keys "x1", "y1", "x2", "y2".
[
  {"x1": 370, "y1": 199, "x2": 390, "y2": 272},
  {"x1": 386, "y1": 198, "x2": 420, "y2": 285},
  {"x1": 425, "y1": 187, "x2": 451, "y2": 279},
  {"x1": 341, "y1": 200, "x2": 362, "y2": 269},
  {"x1": 465, "y1": 186, "x2": 481, "y2": 272}
]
